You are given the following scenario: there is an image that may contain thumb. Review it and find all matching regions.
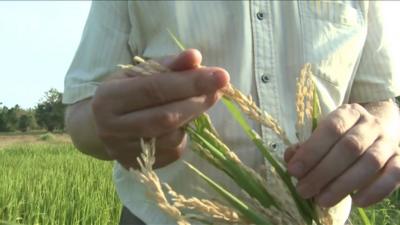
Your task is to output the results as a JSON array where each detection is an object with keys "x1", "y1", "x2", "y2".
[{"x1": 157, "y1": 48, "x2": 202, "y2": 71}]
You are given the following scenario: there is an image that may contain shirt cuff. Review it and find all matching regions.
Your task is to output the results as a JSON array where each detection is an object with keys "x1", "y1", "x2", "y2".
[{"x1": 62, "y1": 82, "x2": 99, "y2": 105}]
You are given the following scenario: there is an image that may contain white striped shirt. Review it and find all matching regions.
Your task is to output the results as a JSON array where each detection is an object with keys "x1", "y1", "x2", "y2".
[{"x1": 64, "y1": 1, "x2": 400, "y2": 224}]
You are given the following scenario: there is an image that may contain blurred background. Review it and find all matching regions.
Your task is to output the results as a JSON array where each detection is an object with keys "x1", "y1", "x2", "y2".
[
  {"x1": 0, "y1": 1, "x2": 90, "y2": 108},
  {"x1": 0, "y1": 1, "x2": 399, "y2": 225},
  {"x1": 0, "y1": 2, "x2": 123, "y2": 225}
]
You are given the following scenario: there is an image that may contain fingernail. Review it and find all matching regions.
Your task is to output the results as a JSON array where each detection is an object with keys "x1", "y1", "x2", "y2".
[
  {"x1": 288, "y1": 161, "x2": 305, "y2": 177},
  {"x1": 297, "y1": 183, "x2": 315, "y2": 199},
  {"x1": 317, "y1": 192, "x2": 334, "y2": 207}
]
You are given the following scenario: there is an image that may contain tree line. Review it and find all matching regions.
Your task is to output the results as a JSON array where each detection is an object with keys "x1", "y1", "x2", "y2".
[
  {"x1": 0, "y1": 88, "x2": 65, "y2": 132},
  {"x1": 1, "y1": 89, "x2": 398, "y2": 134}
]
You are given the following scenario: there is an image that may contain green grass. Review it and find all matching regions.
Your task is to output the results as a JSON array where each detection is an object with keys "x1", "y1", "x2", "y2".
[
  {"x1": 0, "y1": 131, "x2": 48, "y2": 137},
  {"x1": 0, "y1": 142, "x2": 399, "y2": 225},
  {"x1": 37, "y1": 133, "x2": 55, "y2": 141},
  {"x1": 349, "y1": 191, "x2": 400, "y2": 225},
  {"x1": 0, "y1": 143, "x2": 121, "y2": 225}
]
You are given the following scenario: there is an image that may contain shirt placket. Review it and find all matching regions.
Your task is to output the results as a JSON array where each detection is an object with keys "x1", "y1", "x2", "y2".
[{"x1": 251, "y1": 1, "x2": 283, "y2": 156}]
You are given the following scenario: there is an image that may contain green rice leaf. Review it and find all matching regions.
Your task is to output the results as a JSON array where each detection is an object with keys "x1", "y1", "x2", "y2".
[
  {"x1": 193, "y1": 114, "x2": 220, "y2": 137},
  {"x1": 357, "y1": 208, "x2": 372, "y2": 225},
  {"x1": 185, "y1": 162, "x2": 272, "y2": 225},
  {"x1": 221, "y1": 98, "x2": 285, "y2": 177},
  {"x1": 221, "y1": 97, "x2": 253, "y2": 133},
  {"x1": 312, "y1": 84, "x2": 321, "y2": 131},
  {"x1": 167, "y1": 29, "x2": 321, "y2": 225},
  {"x1": 187, "y1": 126, "x2": 278, "y2": 208},
  {"x1": 167, "y1": 28, "x2": 186, "y2": 51},
  {"x1": 222, "y1": 97, "x2": 317, "y2": 225}
]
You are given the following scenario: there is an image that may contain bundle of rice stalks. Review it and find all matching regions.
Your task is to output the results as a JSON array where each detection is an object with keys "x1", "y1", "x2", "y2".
[
  {"x1": 121, "y1": 55, "x2": 334, "y2": 224},
  {"x1": 119, "y1": 33, "x2": 339, "y2": 225}
]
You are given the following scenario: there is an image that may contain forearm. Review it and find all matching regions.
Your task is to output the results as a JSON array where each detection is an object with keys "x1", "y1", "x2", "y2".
[{"x1": 65, "y1": 98, "x2": 112, "y2": 160}]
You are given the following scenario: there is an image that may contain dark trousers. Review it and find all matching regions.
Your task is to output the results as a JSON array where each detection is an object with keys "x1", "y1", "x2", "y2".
[{"x1": 119, "y1": 206, "x2": 146, "y2": 225}]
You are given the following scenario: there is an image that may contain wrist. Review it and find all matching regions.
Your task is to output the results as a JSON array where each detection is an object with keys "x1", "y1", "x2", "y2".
[{"x1": 66, "y1": 98, "x2": 112, "y2": 160}]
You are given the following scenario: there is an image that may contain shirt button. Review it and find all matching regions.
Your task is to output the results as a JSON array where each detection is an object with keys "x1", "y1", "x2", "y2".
[
  {"x1": 261, "y1": 74, "x2": 270, "y2": 83},
  {"x1": 256, "y1": 12, "x2": 264, "y2": 20},
  {"x1": 271, "y1": 143, "x2": 277, "y2": 149}
]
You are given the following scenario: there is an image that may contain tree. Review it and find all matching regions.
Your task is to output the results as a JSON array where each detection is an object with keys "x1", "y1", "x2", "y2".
[
  {"x1": 0, "y1": 103, "x2": 19, "y2": 132},
  {"x1": 34, "y1": 89, "x2": 65, "y2": 132},
  {"x1": 5, "y1": 104, "x2": 21, "y2": 131},
  {"x1": 0, "y1": 103, "x2": 8, "y2": 131},
  {"x1": 17, "y1": 114, "x2": 33, "y2": 132},
  {"x1": 0, "y1": 113, "x2": 7, "y2": 131}
]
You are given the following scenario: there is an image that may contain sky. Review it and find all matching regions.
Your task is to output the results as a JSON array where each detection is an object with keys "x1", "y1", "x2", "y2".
[
  {"x1": 0, "y1": 2, "x2": 399, "y2": 109},
  {"x1": 0, "y1": 1, "x2": 92, "y2": 108}
]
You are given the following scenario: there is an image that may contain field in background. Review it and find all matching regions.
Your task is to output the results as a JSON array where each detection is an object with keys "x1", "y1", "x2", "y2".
[
  {"x1": 350, "y1": 194, "x2": 400, "y2": 225},
  {"x1": 0, "y1": 133, "x2": 399, "y2": 225},
  {"x1": 0, "y1": 134, "x2": 121, "y2": 225},
  {"x1": 0, "y1": 132, "x2": 70, "y2": 149}
]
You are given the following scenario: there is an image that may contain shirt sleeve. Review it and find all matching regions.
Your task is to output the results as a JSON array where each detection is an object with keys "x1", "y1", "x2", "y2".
[
  {"x1": 350, "y1": 2, "x2": 400, "y2": 103},
  {"x1": 63, "y1": 2, "x2": 133, "y2": 104}
]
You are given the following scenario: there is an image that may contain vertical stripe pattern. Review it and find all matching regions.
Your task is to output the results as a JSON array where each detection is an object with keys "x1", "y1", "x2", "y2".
[{"x1": 63, "y1": 1, "x2": 400, "y2": 225}]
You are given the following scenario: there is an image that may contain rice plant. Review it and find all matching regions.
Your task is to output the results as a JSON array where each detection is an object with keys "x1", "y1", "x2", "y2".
[
  {"x1": 119, "y1": 31, "x2": 393, "y2": 225},
  {"x1": 0, "y1": 143, "x2": 121, "y2": 225},
  {"x1": 121, "y1": 48, "x2": 332, "y2": 224}
]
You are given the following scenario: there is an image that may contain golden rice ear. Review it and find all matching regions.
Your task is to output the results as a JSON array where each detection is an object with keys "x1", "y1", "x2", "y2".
[
  {"x1": 131, "y1": 138, "x2": 190, "y2": 225},
  {"x1": 164, "y1": 183, "x2": 244, "y2": 224},
  {"x1": 222, "y1": 85, "x2": 291, "y2": 146},
  {"x1": 123, "y1": 55, "x2": 326, "y2": 225},
  {"x1": 295, "y1": 64, "x2": 316, "y2": 142}
]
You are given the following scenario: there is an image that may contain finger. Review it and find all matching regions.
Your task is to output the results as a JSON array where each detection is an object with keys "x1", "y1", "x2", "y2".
[
  {"x1": 111, "y1": 93, "x2": 220, "y2": 137},
  {"x1": 156, "y1": 128, "x2": 186, "y2": 150},
  {"x1": 288, "y1": 104, "x2": 363, "y2": 178},
  {"x1": 154, "y1": 130, "x2": 188, "y2": 168},
  {"x1": 284, "y1": 144, "x2": 300, "y2": 163},
  {"x1": 296, "y1": 113, "x2": 381, "y2": 198},
  {"x1": 100, "y1": 67, "x2": 229, "y2": 113},
  {"x1": 103, "y1": 68, "x2": 139, "y2": 81},
  {"x1": 103, "y1": 139, "x2": 142, "y2": 169},
  {"x1": 158, "y1": 48, "x2": 202, "y2": 71},
  {"x1": 314, "y1": 138, "x2": 394, "y2": 207},
  {"x1": 352, "y1": 154, "x2": 400, "y2": 207}
]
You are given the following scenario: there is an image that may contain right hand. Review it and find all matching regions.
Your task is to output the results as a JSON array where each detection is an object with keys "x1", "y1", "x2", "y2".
[{"x1": 91, "y1": 49, "x2": 230, "y2": 169}]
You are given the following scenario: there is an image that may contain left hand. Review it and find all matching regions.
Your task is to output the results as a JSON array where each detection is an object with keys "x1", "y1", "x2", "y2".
[{"x1": 285, "y1": 103, "x2": 400, "y2": 207}]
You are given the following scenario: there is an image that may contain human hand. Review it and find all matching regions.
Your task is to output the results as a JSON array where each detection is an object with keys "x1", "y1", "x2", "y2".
[
  {"x1": 91, "y1": 49, "x2": 230, "y2": 169},
  {"x1": 285, "y1": 103, "x2": 400, "y2": 207}
]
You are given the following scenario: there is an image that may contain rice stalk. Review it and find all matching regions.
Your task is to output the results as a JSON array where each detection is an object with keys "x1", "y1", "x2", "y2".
[
  {"x1": 120, "y1": 38, "x2": 333, "y2": 224},
  {"x1": 164, "y1": 183, "x2": 245, "y2": 224},
  {"x1": 120, "y1": 57, "x2": 323, "y2": 224},
  {"x1": 184, "y1": 162, "x2": 273, "y2": 225},
  {"x1": 240, "y1": 189, "x2": 302, "y2": 225},
  {"x1": 294, "y1": 65, "x2": 332, "y2": 225},
  {"x1": 357, "y1": 208, "x2": 372, "y2": 225},
  {"x1": 223, "y1": 98, "x2": 318, "y2": 225},
  {"x1": 130, "y1": 138, "x2": 190, "y2": 225},
  {"x1": 122, "y1": 59, "x2": 277, "y2": 224},
  {"x1": 223, "y1": 84, "x2": 291, "y2": 146},
  {"x1": 187, "y1": 125, "x2": 280, "y2": 210}
]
